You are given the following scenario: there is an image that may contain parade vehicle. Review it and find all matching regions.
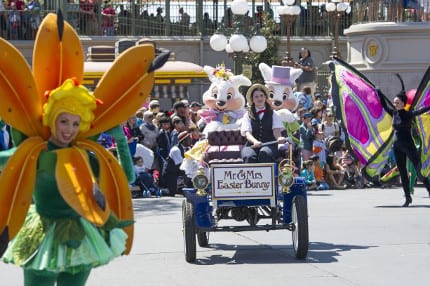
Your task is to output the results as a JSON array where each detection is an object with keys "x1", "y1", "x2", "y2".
[{"x1": 181, "y1": 129, "x2": 309, "y2": 262}]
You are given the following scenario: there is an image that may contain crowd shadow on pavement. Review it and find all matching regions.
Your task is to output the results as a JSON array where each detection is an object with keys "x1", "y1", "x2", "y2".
[{"x1": 193, "y1": 241, "x2": 374, "y2": 265}]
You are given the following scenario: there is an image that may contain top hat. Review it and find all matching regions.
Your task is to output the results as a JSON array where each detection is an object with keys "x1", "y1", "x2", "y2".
[{"x1": 266, "y1": 65, "x2": 292, "y2": 86}]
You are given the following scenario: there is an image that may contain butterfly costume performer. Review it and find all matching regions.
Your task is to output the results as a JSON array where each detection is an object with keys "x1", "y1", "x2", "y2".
[
  {"x1": 0, "y1": 12, "x2": 168, "y2": 285},
  {"x1": 329, "y1": 57, "x2": 430, "y2": 207}
]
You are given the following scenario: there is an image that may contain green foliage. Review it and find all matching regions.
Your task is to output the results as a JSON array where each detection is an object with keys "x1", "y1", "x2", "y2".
[{"x1": 244, "y1": 12, "x2": 282, "y2": 83}]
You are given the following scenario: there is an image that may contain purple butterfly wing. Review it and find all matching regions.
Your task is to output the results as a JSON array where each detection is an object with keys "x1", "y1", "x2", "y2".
[{"x1": 329, "y1": 58, "x2": 394, "y2": 180}]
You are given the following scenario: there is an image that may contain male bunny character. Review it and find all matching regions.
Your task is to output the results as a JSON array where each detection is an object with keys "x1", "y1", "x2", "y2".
[{"x1": 259, "y1": 63, "x2": 302, "y2": 144}]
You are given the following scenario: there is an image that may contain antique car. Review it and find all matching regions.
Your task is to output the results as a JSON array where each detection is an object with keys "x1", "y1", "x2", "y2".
[{"x1": 182, "y1": 130, "x2": 309, "y2": 262}]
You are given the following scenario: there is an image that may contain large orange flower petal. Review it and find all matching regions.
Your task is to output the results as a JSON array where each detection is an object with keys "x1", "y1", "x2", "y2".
[
  {"x1": 33, "y1": 12, "x2": 84, "y2": 103},
  {"x1": 76, "y1": 139, "x2": 134, "y2": 254},
  {"x1": 83, "y1": 44, "x2": 155, "y2": 137},
  {"x1": 0, "y1": 137, "x2": 47, "y2": 242},
  {"x1": 0, "y1": 39, "x2": 47, "y2": 137}
]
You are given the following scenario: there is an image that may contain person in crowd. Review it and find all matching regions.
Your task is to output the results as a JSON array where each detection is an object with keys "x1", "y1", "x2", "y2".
[
  {"x1": 0, "y1": 120, "x2": 11, "y2": 150},
  {"x1": 160, "y1": 131, "x2": 192, "y2": 196},
  {"x1": 295, "y1": 47, "x2": 317, "y2": 100},
  {"x1": 325, "y1": 153, "x2": 346, "y2": 189},
  {"x1": 301, "y1": 160, "x2": 318, "y2": 190},
  {"x1": 7, "y1": 2, "x2": 20, "y2": 40},
  {"x1": 178, "y1": 7, "x2": 190, "y2": 27},
  {"x1": 155, "y1": 115, "x2": 171, "y2": 181},
  {"x1": 190, "y1": 101, "x2": 202, "y2": 113},
  {"x1": 123, "y1": 116, "x2": 144, "y2": 157},
  {"x1": 377, "y1": 87, "x2": 430, "y2": 206},
  {"x1": 155, "y1": 6, "x2": 163, "y2": 22},
  {"x1": 126, "y1": 115, "x2": 144, "y2": 144},
  {"x1": 101, "y1": 2, "x2": 115, "y2": 36},
  {"x1": 311, "y1": 154, "x2": 330, "y2": 190},
  {"x1": 322, "y1": 110, "x2": 341, "y2": 139},
  {"x1": 170, "y1": 115, "x2": 185, "y2": 146},
  {"x1": 0, "y1": 0, "x2": 6, "y2": 39},
  {"x1": 171, "y1": 101, "x2": 191, "y2": 129},
  {"x1": 97, "y1": 131, "x2": 114, "y2": 149},
  {"x1": 149, "y1": 99, "x2": 160, "y2": 115},
  {"x1": 188, "y1": 123, "x2": 202, "y2": 146},
  {"x1": 312, "y1": 125, "x2": 327, "y2": 166},
  {"x1": 133, "y1": 155, "x2": 158, "y2": 197},
  {"x1": 117, "y1": 4, "x2": 131, "y2": 35},
  {"x1": 202, "y1": 12, "x2": 214, "y2": 34},
  {"x1": 310, "y1": 107, "x2": 324, "y2": 125},
  {"x1": 139, "y1": 111, "x2": 158, "y2": 150},
  {"x1": 296, "y1": 86, "x2": 313, "y2": 111},
  {"x1": 295, "y1": 107, "x2": 307, "y2": 124},
  {"x1": 135, "y1": 109, "x2": 144, "y2": 126},
  {"x1": 26, "y1": 0, "x2": 41, "y2": 39},
  {"x1": 299, "y1": 112, "x2": 314, "y2": 163},
  {"x1": 79, "y1": 0, "x2": 97, "y2": 35},
  {"x1": 240, "y1": 84, "x2": 286, "y2": 163},
  {"x1": 338, "y1": 145, "x2": 364, "y2": 188}
]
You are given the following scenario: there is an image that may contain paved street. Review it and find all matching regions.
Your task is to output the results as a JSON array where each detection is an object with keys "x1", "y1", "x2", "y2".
[{"x1": 1, "y1": 186, "x2": 430, "y2": 286}]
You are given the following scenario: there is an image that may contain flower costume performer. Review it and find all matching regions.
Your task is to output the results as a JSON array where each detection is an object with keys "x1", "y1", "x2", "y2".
[{"x1": 0, "y1": 12, "x2": 168, "y2": 285}]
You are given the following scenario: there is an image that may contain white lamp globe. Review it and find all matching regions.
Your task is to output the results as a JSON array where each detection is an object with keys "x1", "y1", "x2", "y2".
[
  {"x1": 337, "y1": 2, "x2": 348, "y2": 12},
  {"x1": 250, "y1": 35, "x2": 267, "y2": 53},
  {"x1": 225, "y1": 43, "x2": 234, "y2": 53},
  {"x1": 229, "y1": 33, "x2": 248, "y2": 52},
  {"x1": 285, "y1": 0, "x2": 295, "y2": 5},
  {"x1": 231, "y1": 0, "x2": 248, "y2": 15},
  {"x1": 292, "y1": 5, "x2": 301, "y2": 15},
  {"x1": 209, "y1": 34, "x2": 228, "y2": 51},
  {"x1": 326, "y1": 3, "x2": 336, "y2": 12},
  {"x1": 243, "y1": 45, "x2": 250, "y2": 53}
]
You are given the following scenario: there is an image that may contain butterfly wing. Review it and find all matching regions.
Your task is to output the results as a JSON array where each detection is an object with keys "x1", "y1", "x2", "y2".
[
  {"x1": 411, "y1": 67, "x2": 430, "y2": 177},
  {"x1": 329, "y1": 58, "x2": 394, "y2": 180}
]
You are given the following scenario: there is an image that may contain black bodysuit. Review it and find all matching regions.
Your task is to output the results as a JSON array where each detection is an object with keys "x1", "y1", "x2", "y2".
[{"x1": 378, "y1": 91, "x2": 430, "y2": 199}]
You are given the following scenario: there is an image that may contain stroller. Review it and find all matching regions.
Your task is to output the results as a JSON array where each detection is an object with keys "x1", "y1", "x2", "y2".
[{"x1": 134, "y1": 171, "x2": 162, "y2": 198}]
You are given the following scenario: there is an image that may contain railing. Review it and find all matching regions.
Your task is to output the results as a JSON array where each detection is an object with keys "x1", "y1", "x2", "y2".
[{"x1": 1, "y1": 1, "x2": 428, "y2": 41}]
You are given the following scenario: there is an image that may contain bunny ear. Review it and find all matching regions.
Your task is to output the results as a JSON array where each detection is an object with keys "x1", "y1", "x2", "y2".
[
  {"x1": 83, "y1": 44, "x2": 157, "y2": 137},
  {"x1": 203, "y1": 65, "x2": 216, "y2": 81},
  {"x1": 290, "y1": 67, "x2": 303, "y2": 84},
  {"x1": 33, "y1": 13, "x2": 84, "y2": 101},
  {"x1": 231, "y1": 75, "x2": 252, "y2": 88},
  {"x1": 0, "y1": 38, "x2": 47, "y2": 138},
  {"x1": 259, "y1": 63, "x2": 272, "y2": 83}
]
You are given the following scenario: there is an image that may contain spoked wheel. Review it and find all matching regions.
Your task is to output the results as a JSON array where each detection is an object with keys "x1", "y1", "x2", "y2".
[
  {"x1": 182, "y1": 200, "x2": 196, "y2": 262},
  {"x1": 291, "y1": 195, "x2": 309, "y2": 259}
]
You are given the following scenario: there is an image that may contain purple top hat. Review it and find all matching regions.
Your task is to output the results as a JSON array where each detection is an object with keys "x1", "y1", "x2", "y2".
[{"x1": 267, "y1": 65, "x2": 292, "y2": 86}]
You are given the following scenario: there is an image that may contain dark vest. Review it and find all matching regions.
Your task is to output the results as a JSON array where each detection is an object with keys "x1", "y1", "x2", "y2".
[{"x1": 249, "y1": 109, "x2": 275, "y2": 144}]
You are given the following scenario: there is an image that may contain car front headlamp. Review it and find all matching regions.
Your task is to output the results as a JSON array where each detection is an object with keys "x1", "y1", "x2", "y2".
[{"x1": 193, "y1": 168, "x2": 209, "y2": 195}]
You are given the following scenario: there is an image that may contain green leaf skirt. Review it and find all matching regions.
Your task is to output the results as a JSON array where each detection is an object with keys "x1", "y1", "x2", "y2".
[{"x1": 2, "y1": 205, "x2": 127, "y2": 274}]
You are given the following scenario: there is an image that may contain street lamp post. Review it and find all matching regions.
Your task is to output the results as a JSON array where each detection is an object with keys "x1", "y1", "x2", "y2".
[
  {"x1": 277, "y1": 0, "x2": 301, "y2": 67},
  {"x1": 209, "y1": 0, "x2": 268, "y2": 74},
  {"x1": 326, "y1": 0, "x2": 348, "y2": 59}
]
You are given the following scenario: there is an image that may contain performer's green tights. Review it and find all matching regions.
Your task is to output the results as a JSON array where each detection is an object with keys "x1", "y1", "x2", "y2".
[{"x1": 24, "y1": 269, "x2": 91, "y2": 286}]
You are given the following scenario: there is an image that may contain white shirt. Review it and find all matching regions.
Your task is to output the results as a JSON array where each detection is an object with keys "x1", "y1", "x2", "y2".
[
  {"x1": 240, "y1": 110, "x2": 284, "y2": 137},
  {"x1": 169, "y1": 145, "x2": 183, "y2": 166},
  {"x1": 134, "y1": 143, "x2": 154, "y2": 170}
]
